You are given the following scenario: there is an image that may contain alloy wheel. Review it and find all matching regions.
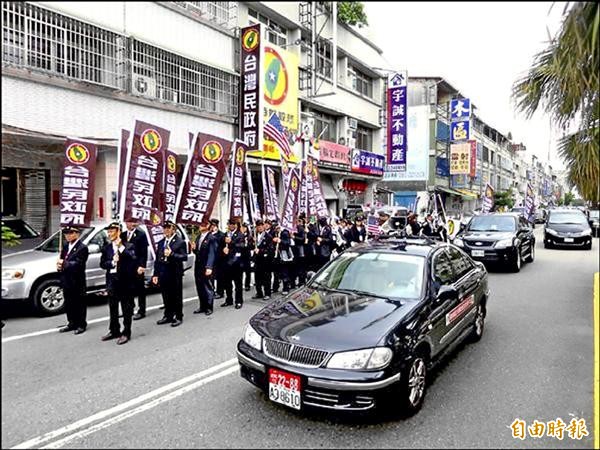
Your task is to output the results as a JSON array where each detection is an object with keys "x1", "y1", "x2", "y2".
[
  {"x1": 408, "y1": 358, "x2": 426, "y2": 407},
  {"x1": 40, "y1": 286, "x2": 64, "y2": 311},
  {"x1": 474, "y1": 305, "x2": 484, "y2": 337}
]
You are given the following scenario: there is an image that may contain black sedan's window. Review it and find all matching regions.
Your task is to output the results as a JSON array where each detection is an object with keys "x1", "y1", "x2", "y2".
[
  {"x1": 446, "y1": 247, "x2": 472, "y2": 281},
  {"x1": 432, "y1": 252, "x2": 453, "y2": 285}
]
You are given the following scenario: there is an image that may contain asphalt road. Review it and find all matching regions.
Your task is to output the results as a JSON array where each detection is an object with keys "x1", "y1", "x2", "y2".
[{"x1": 2, "y1": 230, "x2": 597, "y2": 449}]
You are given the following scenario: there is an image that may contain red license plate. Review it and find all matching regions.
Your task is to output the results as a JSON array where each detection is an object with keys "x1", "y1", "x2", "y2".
[{"x1": 268, "y1": 368, "x2": 301, "y2": 410}]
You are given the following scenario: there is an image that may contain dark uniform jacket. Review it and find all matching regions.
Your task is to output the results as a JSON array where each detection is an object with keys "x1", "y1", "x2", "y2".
[
  {"x1": 120, "y1": 227, "x2": 148, "y2": 270},
  {"x1": 255, "y1": 230, "x2": 274, "y2": 263},
  {"x1": 223, "y1": 230, "x2": 245, "y2": 268},
  {"x1": 349, "y1": 225, "x2": 367, "y2": 244},
  {"x1": 317, "y1": 225, "x2": 333, "y2": 258},
  {"x1": 60, "y1": 240, "x2": 89, "y2": 293},
  {"x1": 306, "y1": 223, "x2": 318, "y2": 258},
  {"x1": 194, "y1": 232, "x2": 218, "y2": 272},
  {"x1": 276, "y1": 229, "x2": 293, "y2": 261},
  {"x1": 292, "y1": 225, "x2": 306, "y2": 258},
  {"x1": 153, "y1": 234, "x2": 188, "y2": 282},
  {"x1": 100, "y1": 240, "x2": 138, "y2": 294}
]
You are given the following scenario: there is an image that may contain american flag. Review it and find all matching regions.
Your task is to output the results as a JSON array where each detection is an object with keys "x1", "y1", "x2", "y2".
[
  {"x1": 367, "y1": 214, "x2": 380, "y2": 236},
  {"x1": 264, "y1": 112, "x2": 293, "y2": 160}
]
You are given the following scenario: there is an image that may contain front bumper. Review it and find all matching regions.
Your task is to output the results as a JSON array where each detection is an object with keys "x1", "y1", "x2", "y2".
[
  {"x1": 1, "y1": 279, "x2": 30, "y2": 300},
  {"x1": 544, "y1": 234, "x2": 591, "y2": 247},
  {"x1": 237, "y1": 341, "x2": 401, "y2": 411},
  {"x1": 462, "y1": 245, "x2": 517, "y2": 263}
]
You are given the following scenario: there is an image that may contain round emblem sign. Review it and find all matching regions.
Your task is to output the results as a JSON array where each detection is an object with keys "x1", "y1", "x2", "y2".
[
  {"x1": 201, "y1": 141, "x2": 224, "y2": 164},
  {"x1": 140, "y1": 129, "x2": 162, "y2": 154},
  {"x1": 150, "y1": 211, "x2": 162, "y2": 226},
  {"x1": 242, "y1": 28, "x2": 259, "y2": 52},
  {"x1": 235, "y1": 147, "x2": 245, "y2": 165},
  {"x1": 291, "y1": 177, "x2": 299, "y2": 192},
  {"x1": 65, "y1": 143, "x2": 90, "y2": 165},
  {"x1": 264, "y1": 47, "x2": 288, "y2": 106},
  {"x1": 167, "y1": 154, "x2": 177, "y2": 173}
]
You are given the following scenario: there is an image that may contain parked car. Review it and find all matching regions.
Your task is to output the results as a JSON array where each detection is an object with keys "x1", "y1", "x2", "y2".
[
  {"x1": 534, "y1": 209, "x2": 547, "y2": 224},
  {"x1": 544, "y1": 209, "x2": 593, "y2": 250},
  {"x1": 1, "y1": 222, "x2": 195, "y2": 316},
  {"x1": 588, "y1": 210, "x2": 599, "y2": 238},
  {"x1": 1, "y1": 217, "x2": 45, "y2": 256},
  {"x1": 453, "y1": 213, "x2": 535, "y2": 272},
  {"x1": 237, "y1": 237, "x2": 489, "y2": 416}
]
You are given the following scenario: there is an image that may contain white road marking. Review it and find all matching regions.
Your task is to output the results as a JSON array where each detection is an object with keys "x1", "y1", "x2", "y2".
[
  {"x1": 11, "y1": 357, "x2": 238, "y2": 449},
  {"x1": 41, "y1": 366, "x2": 240, "y2": 449},
  {"x1": 2, "y1": 296, "x2": 198, "y2": 343}
]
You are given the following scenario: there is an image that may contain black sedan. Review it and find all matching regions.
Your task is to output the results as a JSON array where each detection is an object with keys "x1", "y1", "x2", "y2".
[
  {"x1": 544, "y1": 209, "x2": 593, "y2": 249},
  {"x1": 453, "y1": 213, "x2": 535, "y2": 272},
  {"x1": 237, "y1": 237, "x2": 489, "y2": 416}
]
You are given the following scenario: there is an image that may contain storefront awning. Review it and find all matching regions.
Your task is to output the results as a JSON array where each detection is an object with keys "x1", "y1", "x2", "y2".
[{"x1": 453, "y1": 188, "x2": 479, "y2": 199}]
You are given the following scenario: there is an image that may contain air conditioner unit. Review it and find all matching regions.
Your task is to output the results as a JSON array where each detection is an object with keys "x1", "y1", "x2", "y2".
[
  {"x1": 132, "y1": 75, "x2": 156, "y2": 98},
  {"x1": 348, "y1": 117, "x2": 358, "y2": 130},
  {"x1": 157, "y1": 86, "x2": 178, "y2": 103},
  {"x1": 347, "y1": 137, "x2": 356, "y2": 148}
]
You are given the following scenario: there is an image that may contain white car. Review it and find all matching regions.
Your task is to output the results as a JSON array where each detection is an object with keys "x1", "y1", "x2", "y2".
[{"x1": 1, "y1": 222, "x2": 195, "y2": 316}]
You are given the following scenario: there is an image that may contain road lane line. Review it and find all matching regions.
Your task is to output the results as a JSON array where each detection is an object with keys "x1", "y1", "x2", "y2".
[
  {"x1": 594, "y1": 272, "x2": 599, "y2": 450},
  {"x1": 41, "y1": 365, "x2": 240, "y2": 449},
  {"x1": 2, "y1": 296, "x2": 198, "y2": 343},
  {"x1": 11, "y1": 357, "x2": 237, "y2": 449}
]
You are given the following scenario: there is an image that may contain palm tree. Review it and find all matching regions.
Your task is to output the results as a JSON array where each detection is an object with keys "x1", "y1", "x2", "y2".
[{"x1": 512, "y1": 2, "x2": 599, "y2": 203}]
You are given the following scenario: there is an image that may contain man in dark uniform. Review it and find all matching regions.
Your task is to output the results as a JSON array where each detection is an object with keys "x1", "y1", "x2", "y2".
[
  {"x1": 268, "y1": 220, "x2": 281, "y2": 294},
  {"x1": 315, "y1": 217, "x2": 333, "y2": 270},
  {"x1": 349, "y1": 215, "x2": 367, "y2": 245},
  {"x1": 152, "y1": 221, "x2": 188, "y2": 327},
  {"x1": 192, "y1": 221, "x2": 218, "y2": 316},
  {"x1": 57, "y1": 226, "x2": 89, "y2": 335},
  {"x1": 251, "y1": 220, "x2": 274, "y2": 300},
  {"x1": 210, "y1": 219, "x2": 226, "y2": 300},
  {"x1": 273, "y1": 224, "x2": 294, "y2": 295},
  {"x1": 306, "y1": 220, "x2": 319, "y2": 272},
  {"x1": 220, "y1": 220, "x2": 246, "y2": 309},
  {"x1": 291, "y1": 216, "x2": 307, "y2": 288},
  {"x1": 240, "y1": 222, "x2": 253, "y2": 291},
  {"x1": 121, "y1": 221, "x2": 149, "y2": 321},
  {"x1": 100, "y1": 222, "x2": 137, "y2": 345}
]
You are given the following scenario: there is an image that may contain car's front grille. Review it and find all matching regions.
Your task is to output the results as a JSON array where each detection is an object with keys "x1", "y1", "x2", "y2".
[
  {"x1": 465, "y1": 240, "x2": 496, "y2": 248},
  {"x1": 263, "y1": 338, "x2": 330, "y2": 368},
  {"x1": 303, "y1": 388, "x2": 375, "y2": 410}
]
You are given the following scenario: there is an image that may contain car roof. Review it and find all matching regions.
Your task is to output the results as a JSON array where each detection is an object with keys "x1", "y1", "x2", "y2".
[{"x1": 354, "y1": 236, "x2": 441, "y2": 258}]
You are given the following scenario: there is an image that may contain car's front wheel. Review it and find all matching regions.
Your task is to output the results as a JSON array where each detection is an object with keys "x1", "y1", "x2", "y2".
[
  {"x1": 470, "y1": 304, "x2": 485, "y2": 342},
  {"x1": 397, "y1": 353, "x2": 428, "y2": 417},
  {"x1": 511, "y1": 248, "x2": 522, "y2": 272},
  {"x1": 31, "y1": 279, "x2": 65, "y2": 316},
  {"x1": 525, "y1": 242, "x2": 535, "y2": 262}
]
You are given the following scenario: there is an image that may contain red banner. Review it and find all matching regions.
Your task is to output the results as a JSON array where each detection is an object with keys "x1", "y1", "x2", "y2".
[
  {"x1": 120, "y1": 120, "x2": 169, "y2": 224},
  {"x1": 318, "y1": 140, "x2": 351, "y2": 168},
  {"x1": 310, "y1": 157, "x2": 329, "y2": 218},
  {"x1": 175, "y1": 133, "x2": 231, "y2": 225},
  {"x1": 117, "y1": 129, "x2": 129, "y2": 217},
  {"x1": 239, "y1": 24, "x2": 263, "y2": 152},
  {"x1": 469, "y1": 139, "x2": 477, "y2": 178},
  {"x1": 228, "y1": 140, "x2": 247, "y2": 221},
  {"x1": 280, "y1": 168, "x2": 300, "y2": 232},
  {"x1": 146, "y1": 208, "x2": 164, "y2": 257},
  {"x1": 163, "y1": 150, "x2": 178, "y2": 222},
  {"x1": 60, "y1": 138, "x2": 98, "y2": 226}
]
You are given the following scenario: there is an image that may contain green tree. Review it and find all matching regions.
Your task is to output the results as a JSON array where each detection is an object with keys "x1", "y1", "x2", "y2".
[
  {"x1": 338, "y1": 2, "x2": 368, "y2": 27},
  {"x1": 562, "y1": 191, "x2": 575, "y2": 206},
  {"x1": 493, "y1": 188, "x2": 515, "y2": 211},
  {"x1": 1, "y1": 222, "x2": 21, "y2": 247},
  {"x1": 512, "y1": 2, "x2": 599, "y2": 203}
]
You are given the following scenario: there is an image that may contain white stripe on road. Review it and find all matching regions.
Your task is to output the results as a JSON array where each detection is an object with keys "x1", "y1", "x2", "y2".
[
  {"x1": 12, "y1": 358, "x2": 238, "y2": 449},
  {"x1": 2, "y1": 296, "x2": 198, "y2": 343},
  {"x1": 41, "y1": 365, "x2": 240, "y2": 449}
]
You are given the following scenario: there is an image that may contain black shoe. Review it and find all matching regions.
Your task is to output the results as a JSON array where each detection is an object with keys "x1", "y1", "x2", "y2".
[
  {"x1": 74, "y1": 328, "x2": 86, "y2": 335},
  {"x1": 220, "y1": 302, "x2": 233, "y2": 307},
  {"x1": 156, "y1": 317, "x2": 171, "y2": 325},
  {"x1": 264, "y1": 296, "x2": 271, "y2": 300},
  {"x1": 235, "y1": 304, "x2": 242, "y2": 309},
  {"x1": 101, "y1": 333, "x2": 118, "y2": 341},
  {"x1": 133, "y1": 313, "x2": 145, "y2": 320},
  {"x1": 214, "y1": 294, "x2": 224, "y2": 300},
  {"x1": 193, "y1": 308, "x2": 206, "y2": 314},
  {"x1": 205, "y1": 310, "x2": 213, "y2": 316},
  {"x1": 59, "y1": 326, "x2": 75, "y2": 333},
  {"x1": 171, "y1": 319, "x2": 182, "y2": 327},
  {"x1": 251, "y1": 295, "x2": 264, "y2": 300},
  {"x1": 116, "y1": 336, "x2": 129, "y2": 345}
]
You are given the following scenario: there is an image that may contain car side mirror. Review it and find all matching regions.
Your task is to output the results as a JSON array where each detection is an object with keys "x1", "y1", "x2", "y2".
[
  {"x1": 436, "y1": 285, "x2": 458, "y2": 303},
  {"x1": 88, "y1": 244, "x2": 101, "y2": 254}
]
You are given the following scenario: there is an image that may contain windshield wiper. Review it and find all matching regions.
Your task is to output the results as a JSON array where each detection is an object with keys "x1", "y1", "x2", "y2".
[
  {"x1": 332, "y1": 288, "x2": 392, "y2": 301},
  {"x1": 311, "y1": 281, "x2": 337, "y2": 292}
]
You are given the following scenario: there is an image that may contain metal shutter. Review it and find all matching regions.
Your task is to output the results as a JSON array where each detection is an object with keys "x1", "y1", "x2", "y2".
[{"x1": 22, "y1": 169, "x2": 48, "y2": 236}]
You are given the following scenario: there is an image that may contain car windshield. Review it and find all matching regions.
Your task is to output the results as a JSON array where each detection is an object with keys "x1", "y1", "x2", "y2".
[
  {"x1": 512, "y1": 208, "x2": 525, "y2": 213},
  {"x1": 467, "y1": 215, "x2": 516, "y2": 232},
  {"x1": 548, "y1": 213, "x2": 588, "y2": 225},
  {"x1": 37, "y1": 228, "x2": 93, "y2": 252},
  {"x1": 2, "y1": 220, "x2": 39, "y2": 238},
  {"x1": 311, "y1": 251, "x2": 425, "y2": 300}
]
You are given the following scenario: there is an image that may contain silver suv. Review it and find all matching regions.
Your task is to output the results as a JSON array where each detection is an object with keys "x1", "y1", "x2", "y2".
[{"x1": 1, "y1": 222, "x2": 195, "y2": 316}]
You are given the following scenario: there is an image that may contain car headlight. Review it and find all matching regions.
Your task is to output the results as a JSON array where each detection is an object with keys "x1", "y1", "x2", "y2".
[
  {"x1": 243, "y1": 324, "x2": 262, "y2": 351},
  {"x1": 495, "y1": 238, "x2": 514, "y2": 248},
  {"x1": 326, "y1": 347, "x2": 393, "y2": 370},
  {"x1": 593, "y1": 221, "x2": 599, "y2": 227},
  {"x1": 545, "y1": 228, "x2": 558, "y2": 236},
  {"x1": 453, "y1": 238, "x2": 464, "y2": 247},
  {"x1": 578, "y1": 229, "x2": 592, "y2": 237},
  {"x1": 2, "y1": 268, "x2": 25, "y2": 280}
]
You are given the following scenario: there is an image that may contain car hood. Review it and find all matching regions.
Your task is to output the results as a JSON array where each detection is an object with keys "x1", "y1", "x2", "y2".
[
  {"x1": 462, "y1": 231, "x2": 515, "y2": 241},
  {"x1": 1, "y1": 238, "x2": 45, "y2": 256},
  {"x1": 250, "y1": 287, "x2": 420, "y2": 352},
  {"x1": 546, "y1": 223, "x2": 588, "y2": 233},
  {"x1": 1, "y1": 248, "x2": 57, "y2": 266}
]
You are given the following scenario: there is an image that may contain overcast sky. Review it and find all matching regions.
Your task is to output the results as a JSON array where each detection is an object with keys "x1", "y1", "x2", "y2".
[{"x1": 364, "y1": 2, "x2": 567, "y2": 169}]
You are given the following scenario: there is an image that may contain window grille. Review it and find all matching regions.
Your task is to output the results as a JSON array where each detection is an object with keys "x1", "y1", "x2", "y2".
[
  {"x1": 172, "y1": 2, "x2": 237, "y2": 31},
  {"x1": 315, "y1": 39, "x2": 332, "y2": 79},
  {"x1": 347, "y1": 65, "x2": 372, "y2": 98},
  {"x1": 313, "y1": 110, "x2": 336, "y2": 142},
  {"x1": 248, "y1": 8, "x2": 287, "y2": 46},
  {"x1": 356, "y1": 125, "x2": 372, "y2": 152},
  {"x1": 131, "y1": 40, "x2": 238, "y2": 117},
  {"x1": 2, "y1": 1, "x2": 127, "y2": 89}
]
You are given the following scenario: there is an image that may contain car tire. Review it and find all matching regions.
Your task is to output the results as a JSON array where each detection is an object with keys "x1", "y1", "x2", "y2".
[
  {"x1": 524, "y1": 242, "x2": 535, "y2": 262},
  {"x1": 584, "y1": 242, "x2": 592, "y2": 250},
  {"x1": 511, "y1": 248, "x2": 522, "y2": 273},
  {"x1": 469, "y1": 304, "x2": 485, "y2": 342},
  {"x1": 397, "y1": 351, "x2": 428, "y2": 417},
  {"x1": 31, "y1": 279, "x2": 65, "y2": 316},
  {"x1": 544, "y1": 241, "x2": 552, "y2": 249}
]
